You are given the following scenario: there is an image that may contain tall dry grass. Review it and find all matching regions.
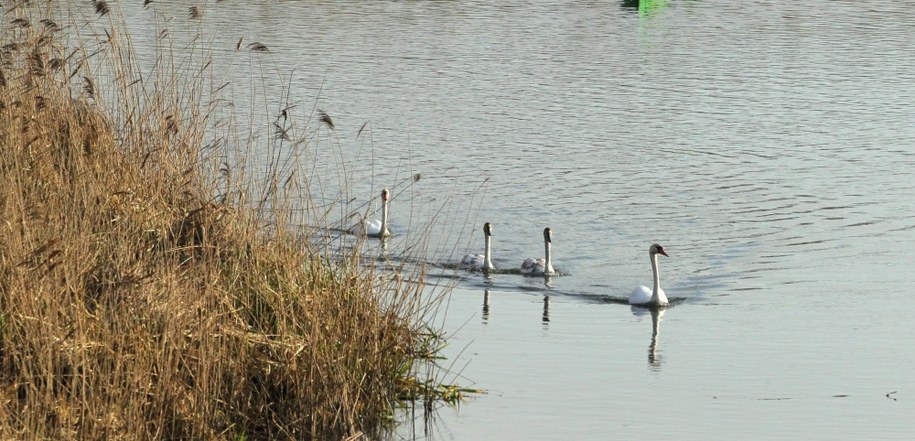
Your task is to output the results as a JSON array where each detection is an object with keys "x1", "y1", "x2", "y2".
[{"x1": 0, "y1": 2, "x2": 454, "y2": 439}]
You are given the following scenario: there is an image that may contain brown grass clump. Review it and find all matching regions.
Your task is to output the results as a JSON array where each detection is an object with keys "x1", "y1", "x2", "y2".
[{"x1": 0, "y1": 4, "x2": 449, "y2": 440}]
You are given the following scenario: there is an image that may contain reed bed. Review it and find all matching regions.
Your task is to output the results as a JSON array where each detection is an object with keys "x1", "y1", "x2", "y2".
[{"x1": 0, "y1": 2, "x2": 457, "y2": 439}]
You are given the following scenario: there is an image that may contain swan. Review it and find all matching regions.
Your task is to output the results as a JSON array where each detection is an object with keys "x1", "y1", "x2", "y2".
[
  {"x1": 354, "y1": 188, "x2": 391, "y2": 238},
  {"x1": 628, "y1": 243, "x2": 669, "y2": 307},
  {"x1": 461, "y1": 222, "x2": 494, "y2": 272},
  {"x1": 521, "y1": 227, "x2": 555, "y2": 276}
]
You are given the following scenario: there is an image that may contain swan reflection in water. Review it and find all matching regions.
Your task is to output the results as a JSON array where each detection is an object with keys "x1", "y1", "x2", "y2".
[
  {"x1": 631, "y1": 306, "x2": 665, "y2": 371},
  {"x1": 480, "y1": 285, "x2": 551, "y2": 326},
  {"x1": 541, "y1": 272, "x2": 554, "y2": 326},
  {"x1": 542, "y1": 295, "x2": 551, "y2": 325}
]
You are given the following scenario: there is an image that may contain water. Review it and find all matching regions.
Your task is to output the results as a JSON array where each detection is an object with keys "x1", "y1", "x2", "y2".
[{"x1": 113, "y1": 1, "x2": 915, "y2": 438}]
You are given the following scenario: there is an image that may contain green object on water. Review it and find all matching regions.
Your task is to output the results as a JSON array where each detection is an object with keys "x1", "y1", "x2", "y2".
[{"x1": 639, "y1": 0, "x2": 669, "y2": 15}]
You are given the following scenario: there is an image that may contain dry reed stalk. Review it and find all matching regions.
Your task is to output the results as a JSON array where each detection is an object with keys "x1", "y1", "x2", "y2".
[{"x1": 0, "y1": 3, "x2": 454, "y2": 440}]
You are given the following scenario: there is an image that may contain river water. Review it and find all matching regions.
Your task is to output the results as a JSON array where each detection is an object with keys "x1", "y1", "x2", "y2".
[{"x1": 113, "y1": 0, "x2": 915, "y2": 439}]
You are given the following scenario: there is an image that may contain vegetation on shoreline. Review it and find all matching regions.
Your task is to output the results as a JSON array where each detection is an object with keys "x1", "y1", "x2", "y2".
[{"x1": 0, "y1": 2, "x2": 461, "y2": 439}]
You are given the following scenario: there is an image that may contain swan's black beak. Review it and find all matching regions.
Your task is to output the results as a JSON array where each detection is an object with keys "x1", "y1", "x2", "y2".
[{"x1": 658, "y1": 249, "x2": 669, "y2": 257}]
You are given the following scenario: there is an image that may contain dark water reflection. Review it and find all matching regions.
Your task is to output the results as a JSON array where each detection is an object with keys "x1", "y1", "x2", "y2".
[{"x1": 541, "y1": 295, "x2": 551, "y2": 325}]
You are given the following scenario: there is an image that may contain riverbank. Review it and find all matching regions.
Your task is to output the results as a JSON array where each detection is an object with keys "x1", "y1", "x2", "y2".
[{"x1": 0, "y1": 3, "x2": 451, "y2": 439}]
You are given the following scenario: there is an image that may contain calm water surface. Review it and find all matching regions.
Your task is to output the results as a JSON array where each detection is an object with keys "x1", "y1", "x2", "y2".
[{"x1": 115, "y1": 1, "x2": 915, "y2": 439}]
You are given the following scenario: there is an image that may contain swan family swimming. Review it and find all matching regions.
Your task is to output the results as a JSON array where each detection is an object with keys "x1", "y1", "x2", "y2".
[
  {"x1": 352, "y1": 189, "x2": 673, "y2": 307},
  {"x1": 461, "y1": 222, "x2": 556, "y2": 275},
  {"x1": 455, "y1": 222, "x2": 671, "y2": 307}
]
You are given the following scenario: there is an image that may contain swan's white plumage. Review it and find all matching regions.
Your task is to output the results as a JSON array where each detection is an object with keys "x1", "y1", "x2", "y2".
[
  {"x1": 629, "y1": 285, "x2": 667, "y2": 305},
  {"x1": 362, "y1": 218, "x2": 385, "y2": 237},
  {"x1": 352, "y1": 188, "x2": 391, "y2": 238},
  {"x1": 628, "y1": 243, "x2": 669, "y2": 307},
  {"x1": 521, "y1": 227, "x2": 555, "y2": 276},
  {"x1": 461, "y1": 222, "x2": 494, "y2": 271}
]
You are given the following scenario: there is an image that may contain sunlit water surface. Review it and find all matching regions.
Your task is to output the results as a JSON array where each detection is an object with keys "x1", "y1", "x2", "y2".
[{"x1": 112, "y1": 0, "x2": 915, "y2": 439}]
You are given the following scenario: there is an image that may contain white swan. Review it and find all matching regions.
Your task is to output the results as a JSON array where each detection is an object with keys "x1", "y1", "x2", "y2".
[
  {"x1": 354, "y1": 188, "x2": 391, "y2": 238},
  {"x1": 628, "y1": 243, "x2": 669, "y2": 307},
  {"x1": 461, "y1": 222, "x2": 494, "y2": 272},
  {"x1": 521, "y1": 227, "x2": 555, "y2": 276}
]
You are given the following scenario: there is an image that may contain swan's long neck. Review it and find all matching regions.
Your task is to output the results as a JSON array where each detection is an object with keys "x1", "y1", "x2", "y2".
[
  {"x1": 544, "y1": 237, "x2": 553, "y2": 273},
  {"x1": 379, "y1": 197, "x2": 389, "y2": 236},
  {"x1": 651, "y1": 254, "x2": 667, "y2": 303},
  {"x1": 483, "y1": 234, "x2": 493, "y2": 270}
]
